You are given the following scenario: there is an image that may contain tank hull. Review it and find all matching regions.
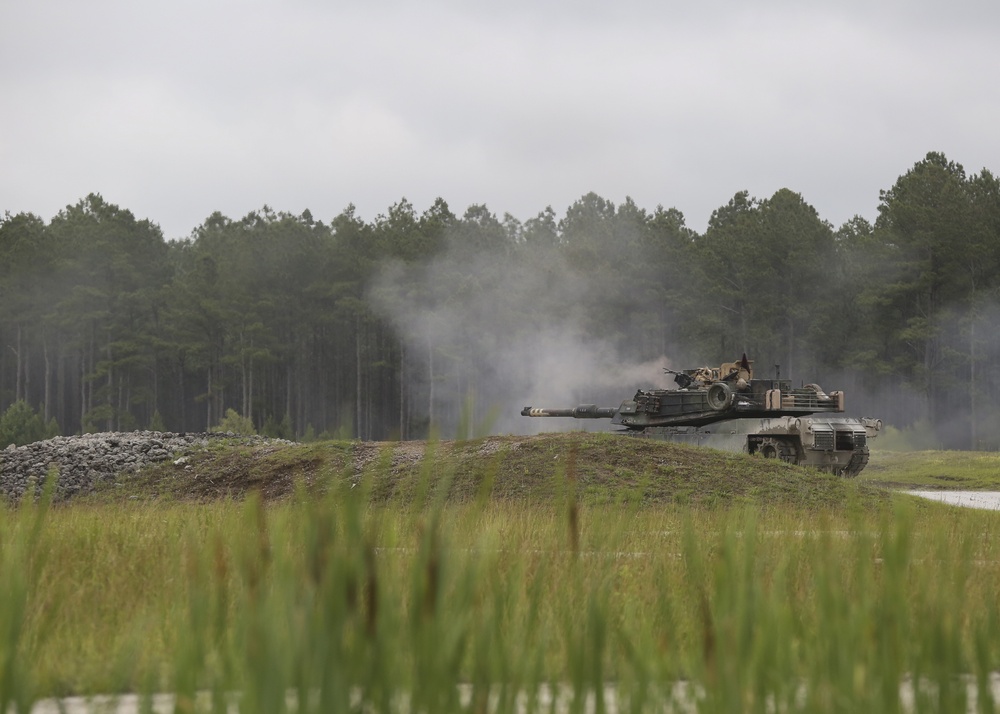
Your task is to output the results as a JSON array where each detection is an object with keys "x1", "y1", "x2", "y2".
[{"x1": 629, "y1": 416, "x2": 879, "y2": 477}]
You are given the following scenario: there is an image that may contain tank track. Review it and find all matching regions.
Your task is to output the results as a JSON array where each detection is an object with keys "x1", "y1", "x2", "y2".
[{"x1": 839, "y1": 448, "x2": 869, "y2": 478}]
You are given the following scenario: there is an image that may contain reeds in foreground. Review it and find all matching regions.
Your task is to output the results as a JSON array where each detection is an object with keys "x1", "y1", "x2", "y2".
[{"x1": 1, "y1": 460, "x2": 999, "y2": 712}]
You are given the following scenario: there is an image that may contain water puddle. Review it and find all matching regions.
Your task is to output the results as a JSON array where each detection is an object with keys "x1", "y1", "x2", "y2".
[{"x1": 908, "y1": 491, "x2": 1000, "y2": 510}]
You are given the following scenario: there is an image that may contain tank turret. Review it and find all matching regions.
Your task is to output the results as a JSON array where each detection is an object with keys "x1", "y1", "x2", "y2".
[{"x1": 522, "y1": 355, "x2": 844, "y2": 430}]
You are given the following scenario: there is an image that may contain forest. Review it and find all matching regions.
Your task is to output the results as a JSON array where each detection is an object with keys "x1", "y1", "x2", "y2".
[{"x1": 2, "y1": 151, "x2": 1000, "y2": 449}]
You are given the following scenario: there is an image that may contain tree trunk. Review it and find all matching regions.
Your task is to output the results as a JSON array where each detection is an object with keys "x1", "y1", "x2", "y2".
[
  {"x1": 151, "y1": 352, "x2": 159, "y2": 424},
  {"x1": 119, "y1": 373, "x2": 127, "y2": 431},
  {"x1": 207, "y1": 365, "x2": 213, "y2": 429},
  {"x1": 286, "y1": 359, "x2": 293, "y2": 434},
  {"x1": 399, "y1": 342, "x2": 406, "y2": 440},
  {"x1": 80, "y1": 347, "x2": 87, "y2": 429},
  {"x1": 87, "y1": 329, "x2": 94, "y2": 422},
  {"x1": 970, "y1": 317, "x2": 978, "y2": 449},
  {"x1": 356, "y1": 317, "x2": 363, "y2": 440},
  {"x1": 14, "y1": 322, "x2": 22, "y2": 403},
  {"x1": 106, "y1": 337, "x2": 113, "y2": 432},
  {"x1": 56, "y1": 342, "x2": 66, "y2": 431},
  {"x1": 240, "y1": 330, "x2": 248, "y2": 419},
  {"x1": 178, "y1": 354, "x2": 186, "y2": 431},
  {"x1": 427, "y1": 335, "x2": 435, "y2": 429},
  {"x1": 248, "y1": 349, "x2": 254, "y2": 424}
]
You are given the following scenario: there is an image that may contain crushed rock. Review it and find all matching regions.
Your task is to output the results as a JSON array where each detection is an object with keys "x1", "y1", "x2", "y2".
[{"x1": 0, "y1": 431, "x2": 292, "y2": 503}]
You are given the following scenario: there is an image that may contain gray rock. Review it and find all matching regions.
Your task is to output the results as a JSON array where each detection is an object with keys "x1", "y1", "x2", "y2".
[{"x1": 0, "y1": 431, "x2": 294, "y2": 502}]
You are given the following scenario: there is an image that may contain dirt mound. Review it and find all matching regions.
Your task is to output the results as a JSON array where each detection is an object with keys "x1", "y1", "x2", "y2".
[{"x1": 98, "y1": 432, "x2": 885, "y2": 510}]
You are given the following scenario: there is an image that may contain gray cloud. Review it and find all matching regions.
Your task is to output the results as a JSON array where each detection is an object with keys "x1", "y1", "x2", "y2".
[{"x1": 2, "y1": 0, "x2": 998, "y2": 237}]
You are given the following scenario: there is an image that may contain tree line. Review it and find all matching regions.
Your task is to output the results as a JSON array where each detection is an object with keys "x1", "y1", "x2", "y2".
[{"x1": 2, "y1": 151, "x2": 999, "y2": 448}]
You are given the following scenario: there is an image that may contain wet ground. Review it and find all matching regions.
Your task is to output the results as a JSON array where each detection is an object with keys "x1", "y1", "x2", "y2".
[
  {"x1": 26, "y1": 676, "x2": 1000, "y2": 713},
  {"x1": 908, "y1": 491, "x2": 1000, "y2": 510}
]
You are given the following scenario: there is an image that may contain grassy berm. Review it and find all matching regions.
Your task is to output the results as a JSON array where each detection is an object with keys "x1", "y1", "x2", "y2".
[
  {"x1": 106, "y1": 431, "x2": 889, "y2": 509},
  {"x1": 9, "y1": 433, "x2": 998, "y2": 709}
]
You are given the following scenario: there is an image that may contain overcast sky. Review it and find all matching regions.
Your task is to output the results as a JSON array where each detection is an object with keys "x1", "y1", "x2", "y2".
[{"x1": 2, "y1": 0, "x2": 998, "y2": 239}]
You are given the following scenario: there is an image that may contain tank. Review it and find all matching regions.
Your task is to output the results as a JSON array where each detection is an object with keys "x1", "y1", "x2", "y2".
[{"x1": 521, "y1": 355, "x2": 882, "y2": 477}]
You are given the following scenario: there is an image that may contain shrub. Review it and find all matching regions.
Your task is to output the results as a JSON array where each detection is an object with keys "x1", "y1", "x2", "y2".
[
  {"x1": 211, "y1": 408, "x2": 257, "y2": 436},
  {"x1": 0, "y1": 401, "x2": 54, "y2": 447}
]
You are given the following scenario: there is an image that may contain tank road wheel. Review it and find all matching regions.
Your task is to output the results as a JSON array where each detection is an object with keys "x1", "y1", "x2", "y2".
[
  {"x1": 757, "y1": 437, "x2": 797, "y2": 464},
  {"x1": 706, "y1": 382, "x2": 733, "y2": 411}
]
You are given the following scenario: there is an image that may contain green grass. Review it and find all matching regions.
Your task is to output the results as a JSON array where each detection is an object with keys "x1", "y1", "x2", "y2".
[
  {"x1": 109, "y1": 432, "x2": 891, "y2": 510},
  {"x1": 863, "y1": 448, "x2": 1000, "y2": 489},
  {"x1": 3, "y1": 434, "x2": 1000, "y2": 712}
]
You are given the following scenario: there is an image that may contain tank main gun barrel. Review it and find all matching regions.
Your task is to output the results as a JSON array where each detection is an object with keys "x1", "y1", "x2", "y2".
[{"x1": 521, "y1": 405, "x2": 618, "y2": 419}]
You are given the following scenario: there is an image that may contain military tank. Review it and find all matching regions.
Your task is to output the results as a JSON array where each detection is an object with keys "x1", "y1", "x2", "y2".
[{"x1": 521, "y1": 355, "x2": 882, "y2": 477}]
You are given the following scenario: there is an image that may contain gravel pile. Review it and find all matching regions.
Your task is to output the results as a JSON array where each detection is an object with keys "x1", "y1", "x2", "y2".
[{"x1": 0, "y1": 431, "x2": 289, "y2": 502}]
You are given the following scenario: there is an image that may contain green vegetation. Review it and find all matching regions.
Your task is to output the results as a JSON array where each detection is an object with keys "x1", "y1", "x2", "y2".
[
  {"x1": 211, "y1": 408, "x2": 258, "y2": 436},
  {"x1": 2, "y1": 435, "x2": 999, "y2": 711},
  {"x1": 865, "y1": 449, "x2": 1000, "y2": 490},
  {"x1": 0, "y1": 400, "x2": 58, "y2": 448},
  {"x1": 107, "y1": 433, "x2": 888, "y2": 510}
]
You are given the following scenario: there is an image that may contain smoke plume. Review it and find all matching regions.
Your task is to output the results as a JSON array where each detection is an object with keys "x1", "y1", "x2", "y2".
[{"x1": 367, "y1": 226, "x2": 677, "y2": 437}]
